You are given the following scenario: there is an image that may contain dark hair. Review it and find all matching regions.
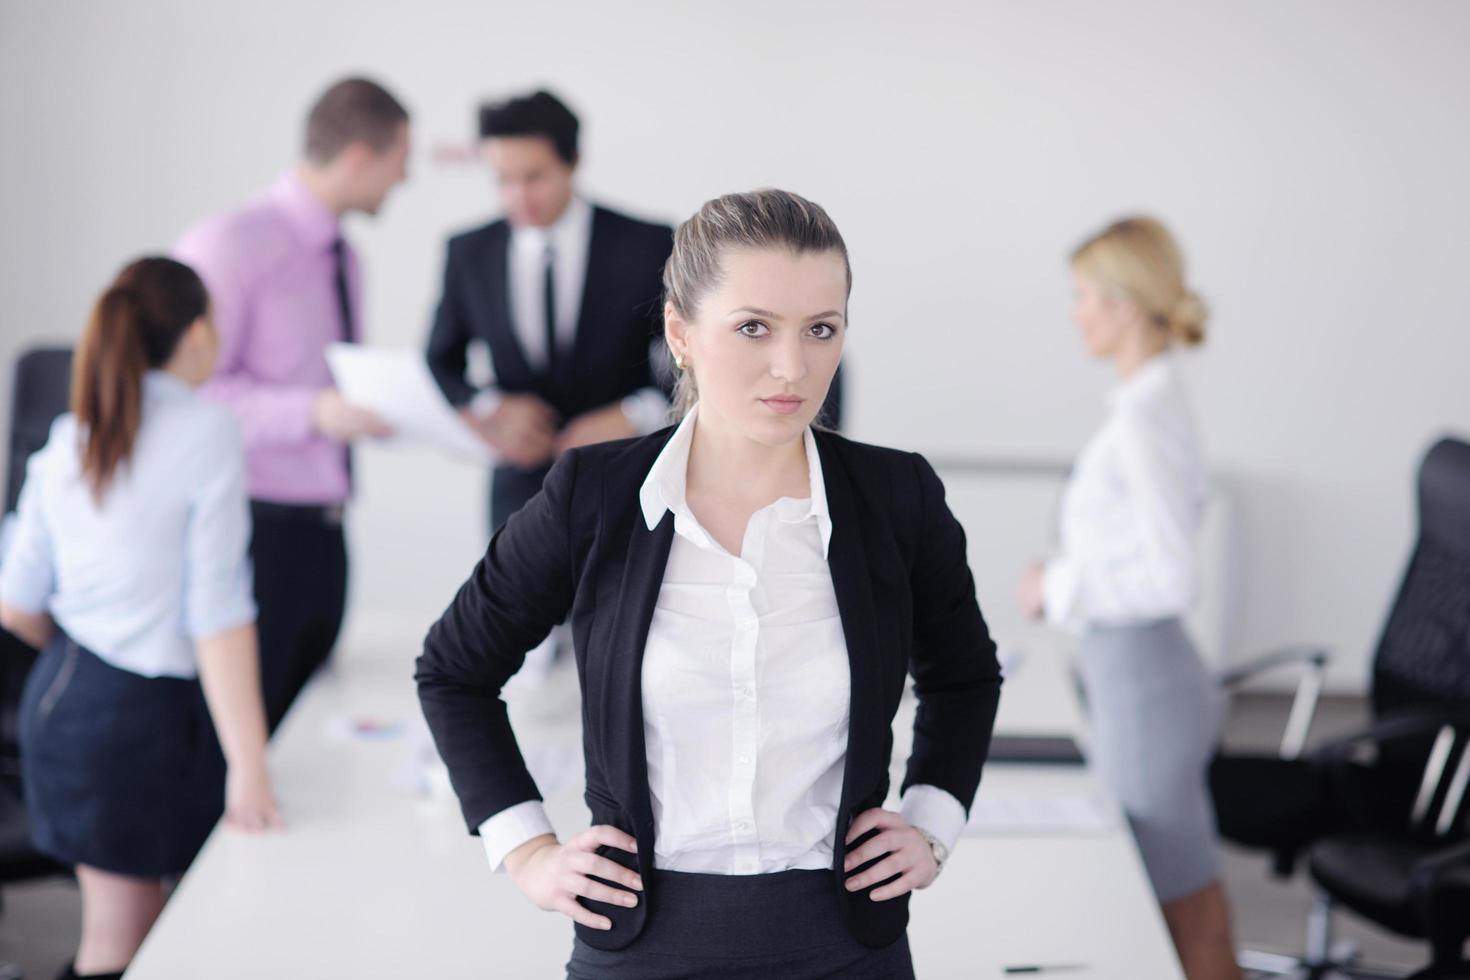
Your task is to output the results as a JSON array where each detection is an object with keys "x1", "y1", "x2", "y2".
[
  {"x1": 477, "y1": 90, "x2": 579, "y2": 165},
  {"x1": 304, "y1": 77, "x2": 409, "y2": 165},
  {"x1": 72, "y1": 257, "x2": 208, "y2": 499}
]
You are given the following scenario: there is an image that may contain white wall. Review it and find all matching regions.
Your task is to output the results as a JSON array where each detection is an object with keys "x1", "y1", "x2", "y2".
[{"x1": 3, "y1": 0, "x2": 1467, "y2": 689}]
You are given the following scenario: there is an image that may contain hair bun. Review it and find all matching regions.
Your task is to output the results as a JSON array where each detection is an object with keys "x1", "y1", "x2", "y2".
[{"x1": 1167, "y1": 291, "x2": 1208, "y2": 346}]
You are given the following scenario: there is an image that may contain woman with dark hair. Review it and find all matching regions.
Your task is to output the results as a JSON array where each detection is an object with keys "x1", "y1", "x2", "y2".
[
  {"x1": 0, "y1": 257, "x2": 279, "y2": 980},
  {"x1": 417, "y1": 189, "x2": 1001, "y2": 977}
]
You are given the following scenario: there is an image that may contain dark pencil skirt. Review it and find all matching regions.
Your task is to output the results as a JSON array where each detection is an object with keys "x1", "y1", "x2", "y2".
[
  {"x1": 18, "y1": 632, "x2": 225, "y2": 878},
  {"x1": 565, "y1": 868, "x2": 915, "y2": 979}
]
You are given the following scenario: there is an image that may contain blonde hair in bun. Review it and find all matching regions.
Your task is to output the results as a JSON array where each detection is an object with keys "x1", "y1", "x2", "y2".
[{"x1": 1072, "y1": 215, "x2": 1207, "y2": 347}]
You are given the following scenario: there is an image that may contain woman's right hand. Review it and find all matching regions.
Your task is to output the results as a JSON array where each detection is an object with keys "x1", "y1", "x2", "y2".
[
  {"x1": 504, "y1": 826, "x2": 643, "y2": 931},
  {"x1": 224, "y1": 759, "x2": 283, "y2": 833}
]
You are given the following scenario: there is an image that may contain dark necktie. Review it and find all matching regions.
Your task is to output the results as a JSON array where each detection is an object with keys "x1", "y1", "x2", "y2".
[
  {"x1": 331, "y1": 238, "x2": 354, "y2": 343},
  {"x1": 330, "y1": 238, "x2": 354, "y2": 491}
]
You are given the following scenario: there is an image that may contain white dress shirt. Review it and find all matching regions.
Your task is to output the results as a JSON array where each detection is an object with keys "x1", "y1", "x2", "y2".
[
  {"x1": 469, "y1": 195, "x2": 668, "y2": 434},
  {"x1": 1042, "y1": 355, "x2": 1208, "y2": 629},
  {"x1": 478, "y1": 405, "x2": 966, "y2": 872},
  {"x1": 0, "y1": 372, "x2": 257, "y2": 678}
]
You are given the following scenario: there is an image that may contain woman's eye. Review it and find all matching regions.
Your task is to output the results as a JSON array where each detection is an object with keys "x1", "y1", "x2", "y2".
[
  {"x1": 810, "y1": 322, "x2": 836, "y2": 339},
  {"x1": 738, "y1": 320, "x2": 768, "y2": 337}
]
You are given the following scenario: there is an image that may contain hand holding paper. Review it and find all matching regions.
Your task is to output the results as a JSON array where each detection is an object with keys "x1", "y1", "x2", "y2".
[{"x1": 325, "y1": 344, "x2": 495, "y2": 464}]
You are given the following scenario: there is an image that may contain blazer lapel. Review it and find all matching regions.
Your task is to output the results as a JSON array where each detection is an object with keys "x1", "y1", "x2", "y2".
[
  {"x1": 476, "y1": 222, "x2": 536, "y2": 387},
  {"x1": 567, "y1": 206, "x2": 611, "y2": 382},
  {"x1": 599, "y1": 497, "x2": 675, "y2": 839},
  {"x1": 817, "y1": 436, "x2": 885, "y2": 820}
]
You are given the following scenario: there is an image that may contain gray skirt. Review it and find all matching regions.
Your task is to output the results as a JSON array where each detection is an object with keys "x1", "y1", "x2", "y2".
[
  {"x1": 565, "y1": 868, "x2": 913, "y2": 979},
  {"x1": 1076, "y1": 618, "x2": 1224, "y2": 903}
]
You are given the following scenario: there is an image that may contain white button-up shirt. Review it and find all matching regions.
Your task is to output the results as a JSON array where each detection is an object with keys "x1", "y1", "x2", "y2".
[
  {"x1": 0, "y1": 371, "x2": 257, "y2": 678},
  {"x1": 478, "y1": 405, "x2": 965, "y2": 872},
  {"x1": 1043, "y1": 355, "x2": 1209, "y2": 629}
]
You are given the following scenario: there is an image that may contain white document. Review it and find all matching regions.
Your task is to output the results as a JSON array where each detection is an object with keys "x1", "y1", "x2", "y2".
[
  {"x1": 965, "y1": 792, "x2": 1114, "y2": 835},
  {"x1": 325, "y1": 344, "x2": 494, "y2": 464}
]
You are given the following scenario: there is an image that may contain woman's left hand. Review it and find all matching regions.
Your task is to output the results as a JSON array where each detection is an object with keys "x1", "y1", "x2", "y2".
[
  {"x1": 842, "y1": 808, "x2": 939, "y2": 901},
  {"x1": 1017, "y1": 560, "x2": 1047, "y2": 620}
]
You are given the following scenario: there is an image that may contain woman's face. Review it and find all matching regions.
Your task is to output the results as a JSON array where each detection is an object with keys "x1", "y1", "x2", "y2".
[
  {"x1": 667, "y1": 246, "x2": 847, "y2": 448},
  {"x1": 1071, "y1": 269, "x2": 1138, "y2": 359}
]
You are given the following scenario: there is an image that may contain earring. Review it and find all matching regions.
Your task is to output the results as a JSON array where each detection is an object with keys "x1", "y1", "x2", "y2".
[{"x1": 675, "y1": 354, "x2": 686, "y2": 370}]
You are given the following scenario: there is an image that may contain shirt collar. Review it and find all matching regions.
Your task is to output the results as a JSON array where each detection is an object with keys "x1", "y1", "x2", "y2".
[
  {"x1": 638, "y1": 404, "x2": 833, "y2": 558},
  {"x1": 1108, "y1": 352, "x2": 1176, "y2": 411},
  {"x1": 144, "y1": 370, "x2": 194, "y2": 400},
  {"x1": 270, "y1": 170, "x2": 343, "y2": 251},
  {"x1": 511, "y1": 194, "x2": 592, "y2": 254}
]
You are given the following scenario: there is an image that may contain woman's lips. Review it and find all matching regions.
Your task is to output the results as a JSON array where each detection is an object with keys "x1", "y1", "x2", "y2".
[{"x1": 760, "y1": 396, "x2": 806, "y2": 416}]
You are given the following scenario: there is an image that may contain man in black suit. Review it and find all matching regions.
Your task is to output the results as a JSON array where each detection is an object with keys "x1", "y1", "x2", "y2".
[{"x1": 426, "y1": 90, "x2": 674, "y2": 533}]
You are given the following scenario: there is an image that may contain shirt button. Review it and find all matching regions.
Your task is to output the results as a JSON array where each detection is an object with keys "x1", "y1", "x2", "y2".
[
  {"x1": 737, "y1": 755, "x2": 750, "y2": 765},
  {"x1": 735, "y1": 820, "x2": 750, "y2": 832},
  {"x1": 740, "y1": 687, "x2": 755, "y2": 699}
]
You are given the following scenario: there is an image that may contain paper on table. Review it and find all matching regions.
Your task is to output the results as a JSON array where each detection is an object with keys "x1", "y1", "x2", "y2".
[
  {"x1": 325, "y1": 344, "x2": 494, "y2": 464},
  {"x1": 965, "y1": 792, "x2": 1114, "y2": 835}
]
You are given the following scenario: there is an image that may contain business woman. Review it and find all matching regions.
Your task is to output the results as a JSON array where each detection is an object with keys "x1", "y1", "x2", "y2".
[
  {"x1": 0, "y1": 258, "x2": 280, "y2": 980},
  {"x1": 1018, "y1": 217, "x2": 1240, "y2": 980},
  {"x1": 417, "y1": 189, "x2": 1002, "y2": 978}
]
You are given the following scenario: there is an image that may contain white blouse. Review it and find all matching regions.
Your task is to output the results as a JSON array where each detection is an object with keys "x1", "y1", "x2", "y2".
[
  {"x1": 1042, "y1": 355, "x2": 1208, "y2": 630},
  {"x1": 0, "y1": 372, "x2": 257, "y2": 678},
  {"x1": 478, "y1": 406, "x2": 965, "y2": 873}
]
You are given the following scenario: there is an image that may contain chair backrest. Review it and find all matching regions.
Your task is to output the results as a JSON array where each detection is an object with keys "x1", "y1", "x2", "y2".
[
  {"x1": 1372, "y1": 436, "x2": 1470, "y2": 719},
  {"x1": 5, "y1": 347, "x2": 73, "y2": 514}
]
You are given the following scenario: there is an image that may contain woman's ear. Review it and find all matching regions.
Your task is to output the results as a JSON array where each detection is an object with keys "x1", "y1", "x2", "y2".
[
  {"x1": 1113, "y1": 296, "x2": 1148, "y2": 330},
  {"x1": 664, "y1": 302, "x2": 688, "y2": 360}
]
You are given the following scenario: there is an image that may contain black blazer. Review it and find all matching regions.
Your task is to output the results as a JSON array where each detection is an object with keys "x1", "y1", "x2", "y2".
[
  {"x1": 424, "y1": 204, "x2": 673, "y2": 423},
  {"x1": 415, "y1": 427, "x2": 1002, "y2": 951}
]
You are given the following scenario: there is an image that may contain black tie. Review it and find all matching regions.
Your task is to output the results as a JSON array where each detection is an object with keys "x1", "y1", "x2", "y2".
[
  {"x1": 542, "y1": 242, "x2": 558, "y2": 379},
  {"x1": 331, "y1": 238, "x2": 354, "y2": 343},
  {"x1": 330, "y1": 238, "x2": 354, "y2": 491}
]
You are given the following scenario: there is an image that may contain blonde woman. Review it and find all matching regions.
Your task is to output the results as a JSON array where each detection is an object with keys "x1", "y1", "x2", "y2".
[
  {"x1": 1019, "y1": 217, "x2": 1241, "y2": 980},
  {"x1": 418, "y1": 190, "x2": 1001, "y2": 977}
]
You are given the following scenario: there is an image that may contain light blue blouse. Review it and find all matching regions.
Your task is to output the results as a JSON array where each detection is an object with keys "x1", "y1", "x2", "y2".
[{"x1": 0, "y1": 371, "x2": 256, "y2": 678}]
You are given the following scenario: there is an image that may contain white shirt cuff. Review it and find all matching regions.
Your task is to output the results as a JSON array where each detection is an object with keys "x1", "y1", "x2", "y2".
[
  {"x1": 469, "y1": 388, "x2": 504, "y2": 420},
  {"x1": 900, "y1": 783, "x2": 967, "y2": 855},
  {"x1": 1041, "y1": 558, "x2": 1083, "y2": 628},
  {"x1": 620, "y1": 387, "x2": 671, "y2": 435},
  {"x1": 477, "y1": 800, "x2": 555, "y2": 873}
]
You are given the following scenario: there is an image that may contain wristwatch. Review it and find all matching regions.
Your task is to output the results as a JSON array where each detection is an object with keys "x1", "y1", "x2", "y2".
[{"x1": 913, "y1": 826, "x2": 949, "y2": 875}]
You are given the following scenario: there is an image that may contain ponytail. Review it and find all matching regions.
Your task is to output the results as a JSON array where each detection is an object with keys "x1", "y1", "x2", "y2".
[{"x1": 71, "y1": 258, "x2": 209, "y2": 500}]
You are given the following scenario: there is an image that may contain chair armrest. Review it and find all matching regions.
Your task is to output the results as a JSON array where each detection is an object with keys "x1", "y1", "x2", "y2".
[
  {"x1": 1219, "y1": 645, "x2": 1331, "y2": 759},
  {"x1": 1218, "y1": 645, "x2": 1330, "y2": 688},
  {"x1": 1313, "y1": 709, "x2": 1470, "y2": 835},
  {"x1": 1311, "y1": 710, "x2": 1470, "y2": 764}
]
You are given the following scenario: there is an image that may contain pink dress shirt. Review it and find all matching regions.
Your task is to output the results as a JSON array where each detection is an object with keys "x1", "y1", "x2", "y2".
[{"x1": 174, "y1": 171, "x2": 360, "y2": 505}]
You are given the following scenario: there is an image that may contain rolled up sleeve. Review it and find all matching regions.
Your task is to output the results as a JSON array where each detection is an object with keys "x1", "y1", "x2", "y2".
[{"x1": 183, "y1": 412, "x2": 257, "y2": 639}]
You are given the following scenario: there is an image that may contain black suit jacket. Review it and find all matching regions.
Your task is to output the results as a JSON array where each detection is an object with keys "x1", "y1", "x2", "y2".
[
  {"x1": 425, "y1": 204, "x2": 674, "y2": 526},
  {"x1": 425, "y1": 204, "x2": 673, "y2": 421},
  {"x1": 415, "y1": 427, "x2": 1002, "y2": 951}
]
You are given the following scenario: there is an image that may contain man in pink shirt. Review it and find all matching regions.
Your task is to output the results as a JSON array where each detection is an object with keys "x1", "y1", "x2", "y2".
[{"x1": 175, "y1": 77, "x2": 409, "y2": 731}]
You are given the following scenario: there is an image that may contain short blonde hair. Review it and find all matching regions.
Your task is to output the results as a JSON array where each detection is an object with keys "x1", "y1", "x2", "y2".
[
  {"x1": 663, "y1": 189, "x2": 850, "y2": 420},
  {"x1": 1072, "y1": 215, "x2": 1207, "y2": 346}
]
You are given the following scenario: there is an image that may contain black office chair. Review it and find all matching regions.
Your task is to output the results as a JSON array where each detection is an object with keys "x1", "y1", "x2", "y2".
[
  {"x1": 1212, "y1": 436, "x2": 1470, "y2": 979},
  {"x1": 1, "y1": 347, "x2": 73, "y2": 906}
]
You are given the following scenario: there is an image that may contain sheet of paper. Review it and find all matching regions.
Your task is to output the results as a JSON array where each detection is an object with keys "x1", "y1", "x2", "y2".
[
  {"x1": 325, "y1": 344, "x2": 494, "y2": 464},
  {"x1": 965, "y1": 792, "x2": 1114, "y2": 835}
]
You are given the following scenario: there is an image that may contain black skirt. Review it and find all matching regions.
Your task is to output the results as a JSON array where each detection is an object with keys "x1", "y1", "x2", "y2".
[
  {"x1": 565, "y1": 868, "x2": 915, "y2": 979},
  {"x1": 18, "y1": 633, "x2": 225, "y2": 878}
]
